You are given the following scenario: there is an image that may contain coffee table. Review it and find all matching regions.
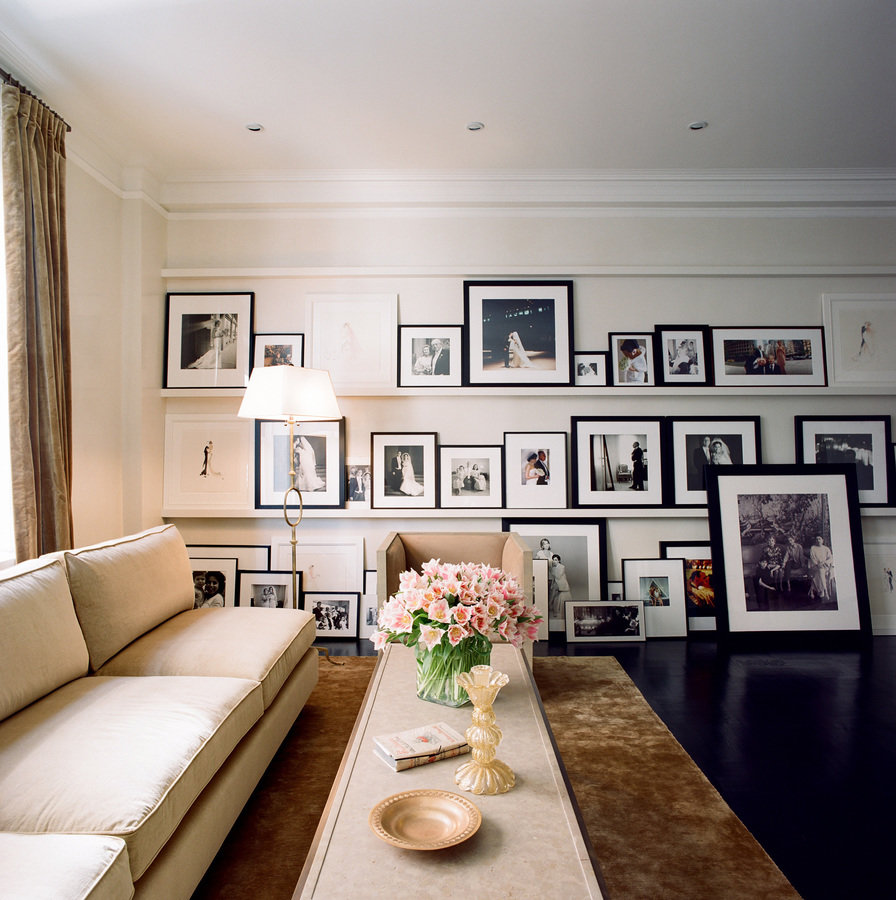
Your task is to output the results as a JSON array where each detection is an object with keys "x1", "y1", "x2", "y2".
[{"x1": 293, "y1": 643, "x2": 605, "y2": 898}]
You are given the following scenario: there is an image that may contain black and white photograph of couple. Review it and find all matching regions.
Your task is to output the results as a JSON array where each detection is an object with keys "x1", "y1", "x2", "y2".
[
  {"x1": 248, "y1": 583, "x2": 286, "y2": 608},
  {"x1": 347, "y1": 464, "x2": 371, "y2": 501},
  {"x1": 384, "y1": 446, "x2": 425, "y2": 496},
  {"x1": 686, "y1": 433, "x2": 744, "y2": 491},
  {"x1": 272, "y1": 433, "x2": 327, "y2": 493},
  {"x1": 411, "y1": 337, "x2": 451, "y2": 376},
  {"x1": 481, "y1": 298, "x2": 557, "y2": 371},
  {"x1": 181, "y1": 312, "x2": 238, "y2": 370}
]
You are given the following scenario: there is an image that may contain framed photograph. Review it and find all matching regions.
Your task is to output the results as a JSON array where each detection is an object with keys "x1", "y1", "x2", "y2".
[
  {"x1": 252, "y1": 333, "x2": 304, "y2": 368},
  {"x1": 163, "y1": 414, "x2": 253, "y2": 512},
  {"x1": 622, "y1": 558, "x2": 688, "y2": 638},
  {"x1": 668, "y1": 416, "x2": 762, "y2": 506},
  {"x1": 659, "y1": 541, "x2": 716, "y2": 633},
  {"x1": 795, "y1": 415, "x2": 894, "y2": 507},
  {"x1": 503, "y1": 431, "x2": 568, "y2": 509},
  {"x1": 439, "y1": 444, "x2": 504, "y2": 509},
  {"x1": 186, "y1": 544, "x2": 272, "y2": 573},
  {"x1": 502, "y1": 518, "x2": 607, "y2": 633},
  {"x1": 346, "y1": 458, "x2": 371, "y2": 507},
  {"x1": 398, "y1": 325, "x2": 462, "y2": 387},
  {"x1": 271, "y1": 537, "x2": 364, "y2": 593},
  {"x1": 574, "y1": 351, "x2": 608, "y2": 386},
  {"x1": 862, "y1": 543, "x2": 896, "y2": 634},
  {"x1": 307, "y1": 293, "x2": 397, "y2": 392},
  {"x1": 608, "y1": 332, "x2": 655, "y2": 386},
  {"x1": 822, "y1": 294, "x2": 896, "y2": 386},
  {"x1": 606, "y1": 580, "x2": 624, "y2": 603},
  {"x1": 371, "y1": 432, "x2": 438, "y2": 509},
  {"x1": 654, "y1": 324, "x2": 713, "y2": 386},
  {"x1": 710, "y1": 326, "x2": 827, "y2": 387},
  {"x1": 705, "y1": 463, "x2": 871, "y2": 645},
  {"x1": 359, "y1": 569, "x2": 379, "y2": 640},
  {"x1": 189, "y1": 557, "x2": 238, "y2": 608},
  {"x1": 531, "y1": 558, "x2": 550, "y2": 640},
  {"x1": 303, "y1": 591, "x2": 360, "y2": 638},
  {"x1": 255, "y1": 418, "x2": 345, "y2": 509},
  {"x1": 164, "y1": 292, "x2": 254, "y2": 389},
  {"x1": 571, "y1": 416, "x2": 664, "y2": 507},
  {"x1": 237, "y1": 570, "x2": 296, "y2": 609},
  {"x1": 463, "y1": 280, "x2": 574, "y2": 387},
  {"x1": 565, "y1": 600, "x2": 645, "y2": 642}
]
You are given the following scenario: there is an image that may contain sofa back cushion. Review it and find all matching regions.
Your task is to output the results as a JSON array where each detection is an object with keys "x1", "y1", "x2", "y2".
[
  {"x1": 65, "y1": 525, "x2": 195, "y2": 670},
  {"x1": 0, "y1": 557, "x2": 89, "y2": 721}
]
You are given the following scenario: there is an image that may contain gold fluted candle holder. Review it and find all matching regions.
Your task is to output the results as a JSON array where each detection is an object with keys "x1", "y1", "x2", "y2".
[{"x1": 454, "y1": 664, "x2": 515, "y2": 795}]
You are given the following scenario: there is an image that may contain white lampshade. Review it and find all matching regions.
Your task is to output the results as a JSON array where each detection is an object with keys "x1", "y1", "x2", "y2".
[{"x1": 238, "y1": 365, "x2": 341, "y2": 421}]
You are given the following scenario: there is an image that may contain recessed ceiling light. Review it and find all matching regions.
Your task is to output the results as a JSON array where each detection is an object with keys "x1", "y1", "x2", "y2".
[
  {"x1": 466, "y1": 121, "x2": 485, "y2": 132},
  {"x1": 245, "y1": 123, "x2": 264, "y2": 132},
  {"x1": 688, "y1": 120, "x2": 708, "y2": 131}
]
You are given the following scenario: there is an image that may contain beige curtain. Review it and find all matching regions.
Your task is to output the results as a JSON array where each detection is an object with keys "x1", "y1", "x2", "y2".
[{"x1": 2, "y1": 83, "x2": 72, "y2": 561}]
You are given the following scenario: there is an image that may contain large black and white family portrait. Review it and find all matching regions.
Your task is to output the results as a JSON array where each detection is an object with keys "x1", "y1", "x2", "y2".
[
  {"x1": 383, "y1": 446, "x2": 425, "y2": 496},
  {"x1": 181, "y1": 312, "x2": 239, "y2": 370},
  {"x1": 738, "y1": 492, "x2": 838, "y2": 612},
  {"x1": 589, "y1": 432, "x2": 649, "y2": 491},
  {"x1": 481, "y1": 298, "x2": 557, "y2": 372}
]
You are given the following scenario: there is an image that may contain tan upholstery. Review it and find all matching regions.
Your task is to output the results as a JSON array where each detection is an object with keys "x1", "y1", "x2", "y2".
[
  {"x1": 0, "y1": 675, "x2": 263, "y2": 880},
  {"x1": 0, "y1": 556, "x2": 89, "y2": 721},
  {"x1": 0, "y1": 833, "x2": 134, "y2": 900},
  {"x1": 97, "y1": 606, "x2": 317, "y2": 709},
  {"x1": 65, "y1": 525, "x2": 195, "y2": 670}
]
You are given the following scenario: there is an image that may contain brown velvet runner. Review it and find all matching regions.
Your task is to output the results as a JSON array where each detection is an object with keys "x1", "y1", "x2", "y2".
[{"x1": 192, "y1": 655, "x2": 799, "y2": 899}]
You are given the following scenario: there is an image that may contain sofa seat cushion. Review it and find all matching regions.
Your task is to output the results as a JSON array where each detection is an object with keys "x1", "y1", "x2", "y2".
[
  {"x1": 0, "y1": 675, "x2": 263, "y2": 880},
  {"x1": 0, "y1": 832, "x2": 134, "y2": 900},
  {"x1": 96, "y1": 607, "x2": 317, "y2": 709}
]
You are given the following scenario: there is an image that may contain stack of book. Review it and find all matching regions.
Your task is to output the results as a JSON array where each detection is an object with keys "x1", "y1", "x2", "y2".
[{"x1": 372, "y1": 721, "x2": 470, "y2": 771}]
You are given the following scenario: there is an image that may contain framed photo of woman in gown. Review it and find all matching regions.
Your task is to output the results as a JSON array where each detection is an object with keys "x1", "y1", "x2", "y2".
[
  {"x1": 371, "y1": 432, "x2": 438, "y2": 509},
  {"x1": 255, "y1": 418, "x2": 345, "y2": 509},
  {"x1": 463, "y1": 280, "x2": 574, "y2": 387}
]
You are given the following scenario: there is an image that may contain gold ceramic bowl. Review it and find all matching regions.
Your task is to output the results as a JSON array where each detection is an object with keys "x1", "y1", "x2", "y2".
[{"x1": 368, "y1": 789, "x2": 481, "y2": 850}]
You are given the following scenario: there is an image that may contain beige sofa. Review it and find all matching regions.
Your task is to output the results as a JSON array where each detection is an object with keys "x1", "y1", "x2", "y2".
[{"x1": 0, "y1": 524, "x2": 319, "y2": 899}]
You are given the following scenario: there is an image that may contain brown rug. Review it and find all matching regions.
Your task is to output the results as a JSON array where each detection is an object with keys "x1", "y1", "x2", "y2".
[{"x1": 192, "y1": 655, "x2": 799, "y2": 899}]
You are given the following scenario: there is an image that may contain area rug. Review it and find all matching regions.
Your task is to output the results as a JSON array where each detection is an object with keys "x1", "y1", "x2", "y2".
[{"x1": 192, "y1": 655, "x2": 799, "y2": 899}]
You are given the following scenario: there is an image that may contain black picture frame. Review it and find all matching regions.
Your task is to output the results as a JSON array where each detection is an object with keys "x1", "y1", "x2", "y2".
[
  {"x1": 608, "y1": 332, "x2": 656, "y2": 387},
  {"x1": 653, "y1": 324, "x2": 713, "y2": 387},
  {"x1": 463, "y1": 280, "x2": 574, "y2": 387},
  {"x1": 794, "y1": 414, "x2": 895, "y2": 507},
  {"x1": 710, "y1": 326, "x2": 827, "y2": 387},
  {"x1": 705, "y1": 463, "x2": 871, "y2": 647},
  {"x1": 302, "y1": 591, "x2": 360, "y2": 638},
  {"x1": 659, "y1": 540, "x2": 716, "y2": 634}
]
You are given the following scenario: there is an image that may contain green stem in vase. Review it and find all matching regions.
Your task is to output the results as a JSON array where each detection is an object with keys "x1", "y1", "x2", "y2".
[{"x1": 415, "y1": 635, "x2": 492, "y2": 707}]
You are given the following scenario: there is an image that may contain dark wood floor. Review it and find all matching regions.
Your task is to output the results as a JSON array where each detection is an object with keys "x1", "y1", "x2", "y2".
[{"x1": 329, "y1": 634, "x2": 896, "y2": 899}]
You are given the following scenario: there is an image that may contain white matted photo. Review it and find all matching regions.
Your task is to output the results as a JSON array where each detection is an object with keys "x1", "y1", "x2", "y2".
[
  {"x1": 303, "y1": 591, "x2": 360, "y2": 638},
  {"x1": 163, "y1": 414, "x2": 253, "y2": 512},
  {"x1": 307, "y1": 293, "x2": 397, "y2": 392},
  {"x1": 272, "y1": 537, "x2": 364, "y2": 592},
  {"x1": 863, "y1": 543, "x2": 896, "y2": 634},
  {"x1": 622, "y1": 558, "x2": 688, "y2": 638},
  {"x1": 237, "y1": 570, "x2": 295, "y2": 609},
  {"x1": 711, "y1": 326, "x2": 827, "y2": 387},
  {"x1": 189, "y1": 557, "x2": 238, "y2": 608},
  {"x1": 439, "y1": 444, "x2": 504, "y2": 509},
  {"x1": 574, "y1": 351, "x2": 608, "y2": 385},
  {"x1": 503, "y1": 431, "x2": 568, "y2": 509},
  {"x1": 565, "y1": 600, "x2": 645, "y2": 642},
  {"x1": 823, "y1": 294, "x2": 896, "y2": 386}
]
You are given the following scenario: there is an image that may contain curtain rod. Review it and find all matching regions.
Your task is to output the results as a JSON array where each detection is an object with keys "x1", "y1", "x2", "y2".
[{"x1": 0, "y1": 65, "x2": 71, "y2": 132}]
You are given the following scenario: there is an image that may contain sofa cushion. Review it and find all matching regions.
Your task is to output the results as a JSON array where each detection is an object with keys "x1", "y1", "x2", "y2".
[
  {"x1": 65, "y1": 525, "x2": 195, "y2": 670},
  {"x1": 0, "y1": 674, "x2": 263, "y2": 880},
  {"x1": 96, "y1": 606, "x2": 317, "y2": 709},
  {"x1": 0, "y1": 832, "x2": 134, "y2": 900},
  {"x1": 0, "y1": 557, "x2": 89, "y2": 721}
]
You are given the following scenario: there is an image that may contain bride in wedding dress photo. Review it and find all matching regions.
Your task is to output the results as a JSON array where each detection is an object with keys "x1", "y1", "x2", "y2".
[
  {"x1": 294, "y1": 436, "x2": 325, "y2": 491},
  {"x1": 399, "y1": 451, "x2": 424, "y2": 496},
  {"x1": 507, "y1": 331, "x2": 534, "y2": 368}
]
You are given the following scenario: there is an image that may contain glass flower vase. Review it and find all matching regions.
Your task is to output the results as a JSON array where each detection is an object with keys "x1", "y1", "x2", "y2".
[{"x1": 415, "y1": 635, "x2": 492, "y2": 707}]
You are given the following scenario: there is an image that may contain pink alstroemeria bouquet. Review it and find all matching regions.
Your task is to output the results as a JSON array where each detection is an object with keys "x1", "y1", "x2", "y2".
[{"x1": 370, "y1": 559, "x2": 543, "y2": 706}]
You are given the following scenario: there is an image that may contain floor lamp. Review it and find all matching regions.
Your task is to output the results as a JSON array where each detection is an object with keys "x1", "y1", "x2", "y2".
[{"x1": 238, "y1": 365, "x2": 342, "y2": 611}]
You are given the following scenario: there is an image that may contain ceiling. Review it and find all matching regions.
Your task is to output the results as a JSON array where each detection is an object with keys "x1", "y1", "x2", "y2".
[{"x1": 1, "y1": 0, "x2": 895, "y2": 204}]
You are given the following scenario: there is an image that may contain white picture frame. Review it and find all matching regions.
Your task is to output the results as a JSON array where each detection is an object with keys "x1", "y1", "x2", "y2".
[
  {"x1": 822, "y1": 293, "x2": 896, "y2": 386},
  {"x1": 503, "y1": 431, "x2": 568, "y2": 509},
  {"x1": 622, "y1": 557, "x2": 688, "y2": 638},
  {"x1": 271, "y1": 537, "x2": 364, "y2": 592},
  {"x1": 532, "y1": 557, "x2": 550, "y2": 640},
  {"x1": 439, "y1": 444, "x2": 504, "y2": 509},
  {"x1": 252, "y1": 332, "x2": 304, "y2": 368},
  {"x1": 863, "y1": 542, "x2": 896, "y2": 634},
  {"x1": 186, "y1": 544, "x2": 271, "y2": 572},
  {"x1": 398, "y1": 324, "x2": 463, "y2": 387},
  {"x1": 565, "y1": 600, "x2": 645, "y2": 642}
]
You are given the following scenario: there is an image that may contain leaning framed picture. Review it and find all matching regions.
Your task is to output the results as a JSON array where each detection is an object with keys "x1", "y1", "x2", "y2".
[
  {"x1": 653, "y1": 324, "x2": 713, "y2": 387},
  {"x1": 164, "y1": 292, "x2": 254, "y2": 389},
  {"x1": 398, "y1": 325, "x2": 463, "y2": 387},
  {"x1": 608, "y1": 332, "x2": 655, "y2": 386},
  {"x1": 307, "y1": 293, "x2": 397, "y2": 392},
  {"x1": 622, "y1": 557, "x2": 688, "y2": 638},
  {"x1": 503, "y1": 431, "x2": 568, "y2": 509},
  {"x1": 502, "y1": 518, "x2": 607, "y2": 633},
  {"x1": 705, "y1": 463, "x2": 871, "y2": 645},
  {"x1": 574, "y1": 351, "x2": 608, "y2": 385},
  {"x1": 303, "y1": 591, "x2": 360, "y2": 638},
  {"x1": 255, "y1": 418, "x2": 345, "y2": 509},
  {"x1": 163, "y1": 414, "x2": 254, "y2": 513},
  {"x1": 668, "y1": 416, "x2": 762, "y2": 506},
  {"x1": 371, "y1": 432, "x2": 438, "y2": 509},
  {"x1": 822, "y1": 293, "x2": 896, "y2": 386},
  {"x1": 862, "y1": 542, "x2": 896, "y2": 634},
  {"x1": 710, "y1": 326, "x2": 827, "y2": 387},
  {"x1": 463, "y1": 280, "x2": 574, "y2": 387},
  {"x1": 794, "y1": 415, "x2": 895, "y2": 507},
  {"x1": 186, "y1": 544, "x2": 272, "y2": 573},
  {"x1": 271, "y1": 537, "x2": 364, "y2": 593},
  {"x1": 439, "y1": 444, "x2": 504, "y2": 509},
  {"x1": 252, "y1": 333, "x2": 304, "y2": 368},
  {"x1": 571, "y1": 416, "x2": 664, "y2": 507},
  {"x1": 188, "y1": 557, "x2": 238, "y2": 608},
  {"x1": 659, "y1": 541, "x2": 716, "y2": 633},
  {"x1": 237, "y1": 570, "x2": 296, "y2": 609},
  {"x1": 565, "y1": 599, "x2": 645, "y2": 642}
]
